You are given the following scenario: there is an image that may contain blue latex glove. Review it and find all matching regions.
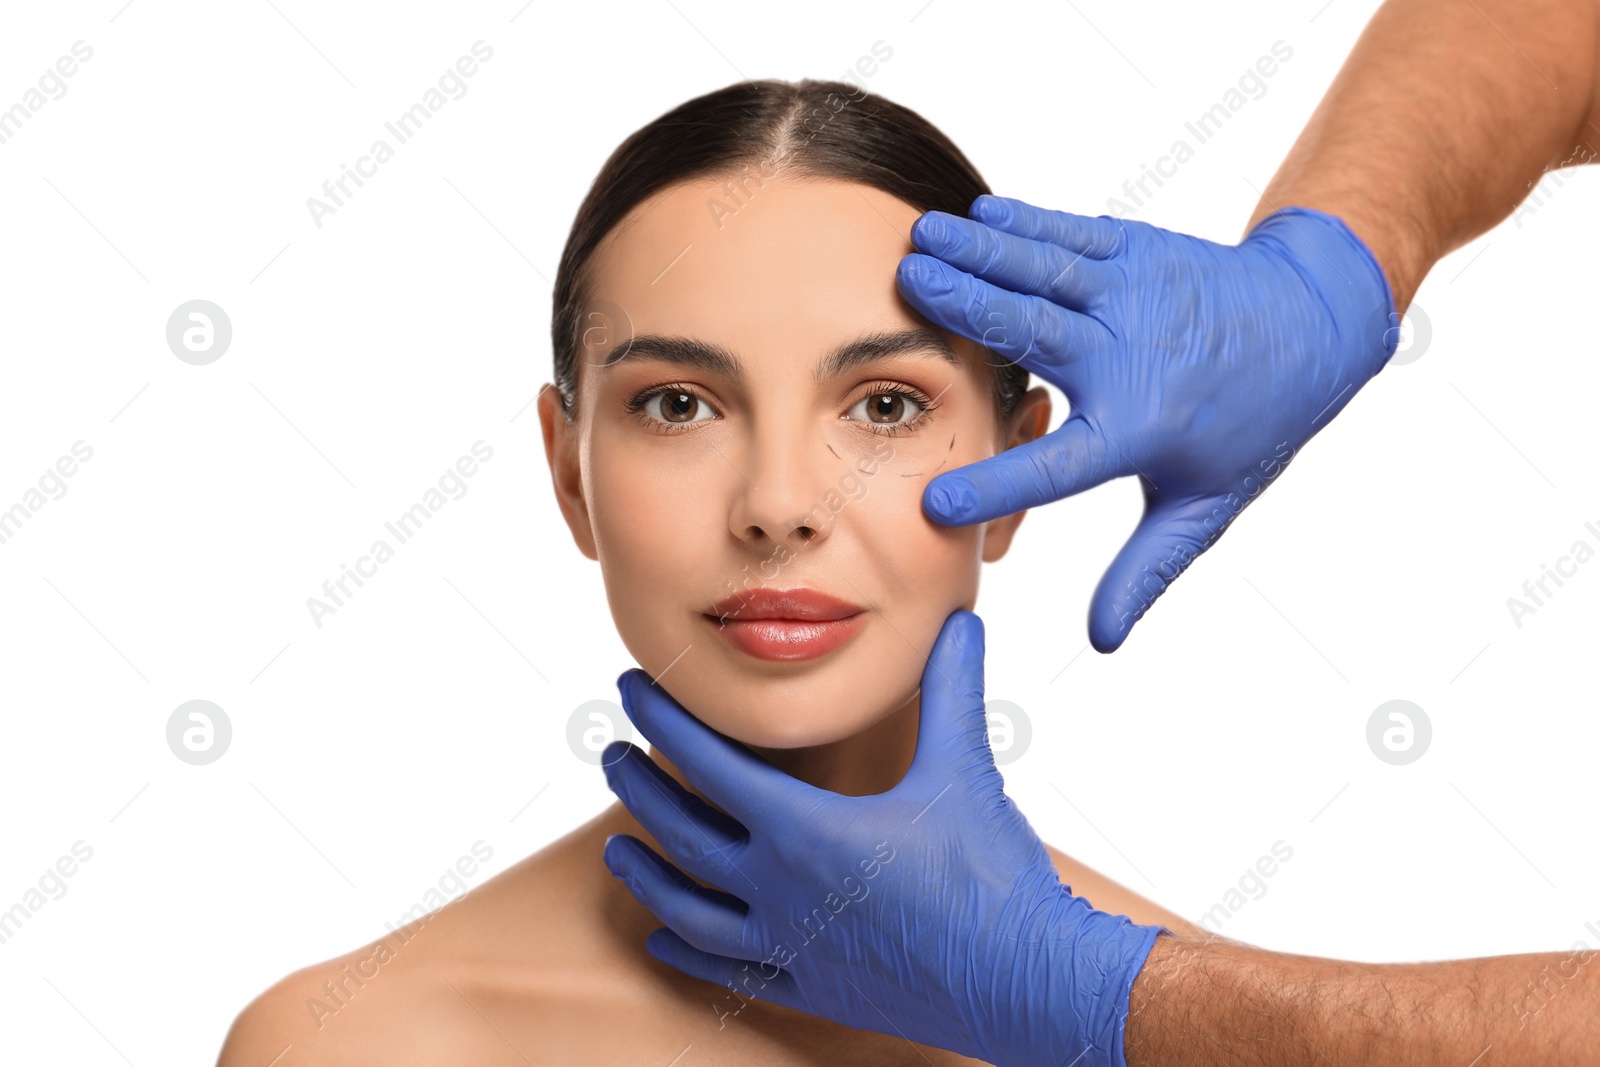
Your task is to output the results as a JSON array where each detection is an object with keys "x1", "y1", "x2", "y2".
[
  {"x1": 898, "y1": 199, "x2": 1398, "y2": 652},
  {"x1": 600, "y1": 610, "x2": 1166, "y2": 1067}
]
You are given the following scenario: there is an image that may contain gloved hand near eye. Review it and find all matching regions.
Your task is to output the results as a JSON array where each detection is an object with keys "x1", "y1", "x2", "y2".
[
  {"x1": 898, "y1": 198, "x2": 1398, "y2": 652},
  {"x1": 600, "y1": 609, "x2": 1166, "y2": 1067}
]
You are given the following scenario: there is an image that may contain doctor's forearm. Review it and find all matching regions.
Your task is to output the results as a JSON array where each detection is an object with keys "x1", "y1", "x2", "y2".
[
  {"x1": 1123, "y1": 934, "x2": 1599, "y2": 1066},
  {"x1": 1243, "y1": 0, "x2": 1600, "y2": 313}
]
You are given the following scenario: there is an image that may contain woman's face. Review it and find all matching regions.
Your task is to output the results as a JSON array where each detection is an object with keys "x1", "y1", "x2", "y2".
[{"x1": 539, "y1": 174, "x2": 1049, "y2": 750}]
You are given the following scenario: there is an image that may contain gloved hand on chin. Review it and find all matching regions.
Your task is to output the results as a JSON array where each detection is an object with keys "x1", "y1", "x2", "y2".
[{"x1": 601, "y1": 609, "x2": 1167, "y2": 1067}]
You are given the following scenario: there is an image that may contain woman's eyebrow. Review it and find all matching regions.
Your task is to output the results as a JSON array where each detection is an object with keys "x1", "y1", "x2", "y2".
[
  {"x1": 814, "y1": 328, "x2": 962, "y2": 382},
  {"x1": 602, "y1": 334, "x2": 742, "y2": 379},
  {"x1": 601, "y1": 327, "x2": 961, "y2": 383}
]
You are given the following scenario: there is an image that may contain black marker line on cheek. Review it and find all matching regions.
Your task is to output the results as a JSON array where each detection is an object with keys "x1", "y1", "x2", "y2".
[{"x1": 899, "y1": 456, "x2": 949, "y2": 477}]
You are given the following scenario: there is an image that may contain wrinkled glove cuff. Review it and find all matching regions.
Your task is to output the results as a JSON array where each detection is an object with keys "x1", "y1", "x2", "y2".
[
  {"x1": 1246, "y1": 205, "x2": 1400, "y2": 376},
  {"x1": 988, "y1": 907, "x2": 1167, "y2": 1067},
  {"x1": 1107, "y1": 921, "x2": 1166, "y2": 1067}
]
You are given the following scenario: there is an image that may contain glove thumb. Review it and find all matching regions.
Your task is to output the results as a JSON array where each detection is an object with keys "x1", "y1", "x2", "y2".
[
  {"x1": 905, "y1": 610, "x2": 999, "y2": 797},
  {"x1": 1088, "y1": 494, "x2": 1229, "y2": 652}
]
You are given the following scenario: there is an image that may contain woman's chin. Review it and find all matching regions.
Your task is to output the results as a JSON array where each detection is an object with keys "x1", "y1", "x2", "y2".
[
  {"x1": 672, "y1": 682, "x2": 912, "y2": 753},
  {"x1": 700, "y1": 708, "x2": 888, "y2": 751},
  {"x1": 624, "y1": 634, "x2": 925, "y2": 751}
]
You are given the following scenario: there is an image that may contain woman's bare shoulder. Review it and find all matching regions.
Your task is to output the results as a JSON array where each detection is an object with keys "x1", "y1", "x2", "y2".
[
  {"x1": 216, "y1": 812, "x2": 636, "y2": 1066},
  {"x1": 1042, "y1": 841, "x2": 1205, "y2": 937},
  {"x1": 217, "y1": 805, "x2": 1010, "y2": 1066}
]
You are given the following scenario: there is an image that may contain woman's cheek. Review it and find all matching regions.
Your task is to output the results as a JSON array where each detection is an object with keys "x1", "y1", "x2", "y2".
[
  {"x1": 587, "y1": 445, "x2": 691, "y2": 638},
  {"x1": 589, "y1": 434, "x2": 708, "y2": 551},
  {"x1": 859, "y1": 465, "x2": 983, "y2": 601}
]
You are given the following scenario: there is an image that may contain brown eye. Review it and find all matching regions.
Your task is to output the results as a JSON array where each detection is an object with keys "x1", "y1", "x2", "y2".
[
  {"x1": 660, "y1": 390, "x2": 698, "y2": 422},
  {"x1": 847, "y1": 388, "x2": 927, "y2": 430},
  {"x1": 865, "y1": 392, "x2": 905, "y2": 424},
  {"x1": 637, "y1": 387, "x2": 717, "y2": 428},
  {"x1": 844, "y1": 382, "x2": 936, "y2": 436}
]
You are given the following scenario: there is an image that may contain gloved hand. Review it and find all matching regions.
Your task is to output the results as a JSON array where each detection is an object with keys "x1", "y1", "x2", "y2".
[
  {"x1": 898, "y1": 199, "x2": 1398, "y2": 652},
  {"x1": 600, "y1": 610, "x2": 1166, "y2": 1067}
]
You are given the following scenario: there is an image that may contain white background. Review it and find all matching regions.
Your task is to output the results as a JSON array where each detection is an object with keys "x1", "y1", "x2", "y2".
[{"x1": 1, "y1": 0, "x2": 1595, "y2": 1061}]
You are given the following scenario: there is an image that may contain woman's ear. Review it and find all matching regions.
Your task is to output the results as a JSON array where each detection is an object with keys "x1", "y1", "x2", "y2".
[
  {"x1": 538, "y1": 384, "x2": 599, "y2": 561},
  {"x1": 980, "y1": 384, "x2": 1053, "y2": 563}
]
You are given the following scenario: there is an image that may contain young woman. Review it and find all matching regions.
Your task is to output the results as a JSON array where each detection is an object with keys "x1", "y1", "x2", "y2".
[{"x1": 218, "y1": 78, "x2": 1203, "y2": 1067}]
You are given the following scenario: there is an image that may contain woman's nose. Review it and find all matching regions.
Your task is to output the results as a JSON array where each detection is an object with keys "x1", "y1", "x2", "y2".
[{"x1": 725, "y1": 430, "x2": 839, "y2": 551}]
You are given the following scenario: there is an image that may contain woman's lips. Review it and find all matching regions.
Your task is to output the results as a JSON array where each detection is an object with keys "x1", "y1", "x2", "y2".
[{"x1": 703, "y1": 587, "x2": 867, "y2": 662}]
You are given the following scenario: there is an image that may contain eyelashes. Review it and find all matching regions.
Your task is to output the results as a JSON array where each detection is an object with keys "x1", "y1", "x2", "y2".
[
  {"x1": 622, "y1": 380, "x2": 942, "y2": 437},
  {"x1": 843, "y1": 381, "x2": 941, "y2": 436},
  {"x1": 624, "y1": 385, "x2": 718, "y2": 431}
]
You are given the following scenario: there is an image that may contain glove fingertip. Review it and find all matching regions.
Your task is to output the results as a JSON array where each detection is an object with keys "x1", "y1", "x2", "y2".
[
  {"x1": 644, "y1": 926, "x2": 676, "y2": 963},
  {"x1": 1088, "y1": 587, "x2": 1138, "y2": 654},
  {"x1": 601, "y1": 832, "x2": 637, "y2": 875},
  {"x1": 910, "y1": 210, "x2": 953, "y2": 249},
  {"x1": 923, "y1": 474, "x2": 978, "y2": 524},
  {"x1": 897, "y1": 252, "x2": 956, "y2": 298},
  {"x1": 969, "y1": 194, "x2": 1011, "y2": 226},
  {"x1": 600, "y1": 739, "x2": 635, "y2": 769},
  {"x1": 616, "y1": 668, "x2": 650, "y2": 712}
]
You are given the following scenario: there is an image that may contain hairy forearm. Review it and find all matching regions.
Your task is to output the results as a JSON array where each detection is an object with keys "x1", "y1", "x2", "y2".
[
  {"x1": 1244, "y1": 0, "x2": 1600, "y2": 311},
  {"x1": 1124, "y1": 933, "x2": 1600, "y2": 1066}
]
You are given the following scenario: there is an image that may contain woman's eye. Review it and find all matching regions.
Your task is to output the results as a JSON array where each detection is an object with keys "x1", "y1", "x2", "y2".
[
  {"x1": 846, "y1": 390, "x2": 924, "y2": 430},
  {"x1": 638, "y1": 388, "x2": 716, "y2": 427}
]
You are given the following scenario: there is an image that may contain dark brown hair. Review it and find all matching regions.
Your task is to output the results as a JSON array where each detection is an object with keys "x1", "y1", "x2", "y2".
[{"x1": 549, "y1": 78, "x2": 1028, "y2": 421}]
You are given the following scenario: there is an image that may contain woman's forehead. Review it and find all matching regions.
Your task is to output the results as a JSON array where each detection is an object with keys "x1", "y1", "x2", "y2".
[{"x1": 585, "y1": 176, "x2": 936, "y2": 358}]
